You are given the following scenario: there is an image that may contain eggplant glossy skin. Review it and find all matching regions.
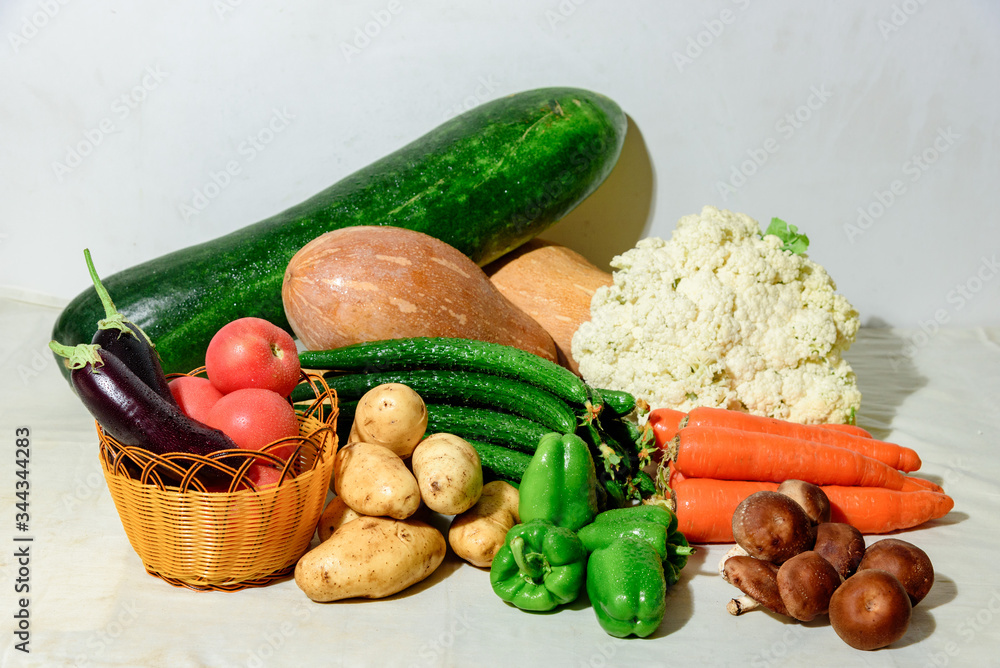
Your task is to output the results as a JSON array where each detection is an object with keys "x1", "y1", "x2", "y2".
[
  {"x1": 73, "y1": 348, "x2": 236, "y2": 460},
  {"x1": 92, "y1": 322, "x2": 176, "y2": 405}
]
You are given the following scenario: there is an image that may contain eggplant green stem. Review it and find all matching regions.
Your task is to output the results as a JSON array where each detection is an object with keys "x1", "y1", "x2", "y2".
[
  {"x1": 509, "y1": 536, "x2": 546, "y2": 583},
  {"x1": 48, "y1": 341, "x2": 104, "y2": 370},
  {"x1": 84, "y1": 248, "x2": 152, "y2": 345}
]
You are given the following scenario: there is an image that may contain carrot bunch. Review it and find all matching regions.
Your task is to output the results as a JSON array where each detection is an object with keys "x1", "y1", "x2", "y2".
[{"x1": 650, "y1": 407, "x2": 954, "y2": 543}]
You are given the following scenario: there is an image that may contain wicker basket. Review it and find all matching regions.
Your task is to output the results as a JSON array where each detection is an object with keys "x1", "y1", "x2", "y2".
[{"x1": 98, "y1": 371, "x2": 338, "y2": 591}]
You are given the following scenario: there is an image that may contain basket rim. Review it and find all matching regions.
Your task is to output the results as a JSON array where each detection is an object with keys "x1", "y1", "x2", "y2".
[{"x1": 97, "y1": 370, "x2": 338, "y2": 494}]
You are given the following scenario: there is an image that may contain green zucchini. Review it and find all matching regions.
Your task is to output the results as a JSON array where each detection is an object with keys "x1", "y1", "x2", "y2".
[
  {"x1": 53, "y1": 88, "x2": 626, "y2": 379},
  {"x1": 294, "y1": 368, "x2": 577, "y2": 433},
  {"x1": 299, "y1": 337, "x2": 592, "y2": 407},
  {"x1": 425, "y1": 403, "x2": 552, "y2": 454}
]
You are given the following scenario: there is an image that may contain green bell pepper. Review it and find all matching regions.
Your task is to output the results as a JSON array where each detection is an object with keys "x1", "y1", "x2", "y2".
[
  {"x1": 578, "y1": 517, "x2": 670, "y2": 560},
  {"x1": 584, "y1": 503, "x2": 695, "y2": 587},
  {"x1": 586, "y1": 536, "x2": 667, "y2": 638},
  {"x1": 489, "y1": 518, "x2": 587, "y2": 612},
  {"x1": 518, "y1": 432, "x2": 599, "y2": 532}
]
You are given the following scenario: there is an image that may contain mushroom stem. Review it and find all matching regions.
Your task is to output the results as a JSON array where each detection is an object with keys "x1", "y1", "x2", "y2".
[
  {"x1": 727, "y1": 595, "x2": 761, "y2": 616},
  {"x1": 718, "y1": 545, "x2": 749, "y2": 582}
]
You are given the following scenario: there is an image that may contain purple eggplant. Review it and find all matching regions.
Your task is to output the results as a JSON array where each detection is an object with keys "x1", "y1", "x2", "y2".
[
  {"x1": 50, "y1": 341, "x2": 237, "y2": 477},
  {"x1": 84, "y1": 249, "x2": 177, "y2": 405}
]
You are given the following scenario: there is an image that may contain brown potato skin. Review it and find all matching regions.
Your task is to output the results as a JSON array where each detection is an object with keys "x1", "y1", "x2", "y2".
[
  {"x1": 448, "y1": 481, "x2": 519, "y2": 568},
  {"x1": 411, "y1": 433, "x2": 483, "y2": 515},
  {"x1": 317, "y1": 496, "x2": 363, "y2": 542},
  {"x1": 333, "y1": 442, "x2": 421, "y2": 519},
  {"x1": 295, "y1": 516, "x2": 446, "y2": 602},
  {"x1": 350, "y1": 383, "x2": 428, "y2": 458},
  {"x1": 829, "y1": 569, "x2": 912, "y2": 650}
]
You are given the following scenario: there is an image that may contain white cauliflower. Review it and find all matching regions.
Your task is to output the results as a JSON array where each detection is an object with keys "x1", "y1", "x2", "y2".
[{"x1": 571, "y1": 206, "x2": 861, "y2": 424}]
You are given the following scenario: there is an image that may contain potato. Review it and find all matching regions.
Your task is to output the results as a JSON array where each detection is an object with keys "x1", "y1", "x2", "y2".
[
  {"x1": 316, "y1": 496, "x2": 363, "y2": 542},
  {"x1": 411, "y1": 433, "x2": 484, "y2": 515},
  {"x1": 350, "y1": 383, "x2": 427, "y2": 457},
  {"x1": 448, "y1": 480, "x2": 520, "y2": 568},
  {"x1": 295, "y1": 516, "x2": 446, "y2": 602},
  {"x1": 333, "y1": 442, "x2": 421, "y2": 519}
]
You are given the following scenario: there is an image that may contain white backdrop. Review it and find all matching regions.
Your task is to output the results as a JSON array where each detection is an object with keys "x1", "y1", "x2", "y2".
[{"x1": 2, "y1": 0, "x2": 998, "y2": 328}]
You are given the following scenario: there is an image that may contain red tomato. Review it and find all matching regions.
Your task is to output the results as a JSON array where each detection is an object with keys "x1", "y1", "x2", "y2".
[
  {"x1": 205, "y1": 388, "x2": 300, "y2": 460},
  {"x1": 244, "y1": 463, "x2": 286, "y2": 489},
  {"x1": 205, "y1": 317, "x2": 300, "y2": 397},
  {"x1": 168, "y1": 376, "x2": 224, "y2": 423}
]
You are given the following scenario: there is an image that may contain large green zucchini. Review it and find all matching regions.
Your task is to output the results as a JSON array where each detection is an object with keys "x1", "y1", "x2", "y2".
[{"x1": 53, "y1": 87, "x2": 627, "y2": 378}]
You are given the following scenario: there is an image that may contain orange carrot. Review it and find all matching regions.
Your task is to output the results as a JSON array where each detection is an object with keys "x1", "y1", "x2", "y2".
[
  {"x1": 671, "y1": 459, "x2": 941, "y2": 494},
  {"x1": 668, "y1": 426, "x2": 909, "y2": 490},
  {"x1": 823, "y1": 485, "x2": 954, "y2": 534},
  {"x1": 648, "y1": 408, "x2": 686, "y2": 446},
  {"x1": 669, "y1": 477, "x2": 954, "y2": 543},
  {"x1": 649, "y1": 406, "x2": 921, "y2": 472},
  {"x1": 817, "y1": 423, "x2": 873, "y2": 438},
  {"x1": 669, "y1": 478, "x2": 779, "y2": 543},
  {"x1": 901, "y1": 476, "x2": 944, "y2": 494}
]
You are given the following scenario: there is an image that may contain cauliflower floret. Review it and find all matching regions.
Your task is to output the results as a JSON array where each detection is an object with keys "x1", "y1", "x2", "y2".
[{"x1": 571, "y1": 206, "x2": 861, "y2": 424}]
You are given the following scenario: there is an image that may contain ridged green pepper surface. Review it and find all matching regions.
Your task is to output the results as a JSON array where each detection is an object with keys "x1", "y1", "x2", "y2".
[
  {"x1": 587, "y1": 503, "x2": 694, "y2": 586},
  {"x1": 586, "y1": 536, "x2": 667, "y2": 638},
  {"x1": 489, "y1": 519, "x2": 587, "y2": 612},
  {"x1": 517, "y1": 432, "x2": 599, "y2": 532}
]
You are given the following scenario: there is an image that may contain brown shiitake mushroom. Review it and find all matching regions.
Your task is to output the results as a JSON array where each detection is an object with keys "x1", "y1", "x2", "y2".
[
  {"x1": 857, "y1": 538, "x2": 934, "y2": 606},
  {"x1": 732, "y1": 491, "x2": 816, "y2": 564},
  {"x1": 829, "y1": 569, "x2": 912, "y2": 650},
  {"x1": 723, "y1": 555, "x2": 788, "y2": 616},
  {"x1": 776, "y1": 550, "x2": 843, "y2": 622},
  {"x1": 777, "y1": 479, "x2": 832, "y2": 524},
  {"x1": 814, "y1": 522, "x2": 866, "y2": 579}
]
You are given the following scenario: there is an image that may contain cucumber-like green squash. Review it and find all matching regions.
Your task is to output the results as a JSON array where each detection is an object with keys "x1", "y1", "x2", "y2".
[
  {"x1": 53, "y1": 87, "x2": 627, "y2": 378},
  {"x1": 296, "y1": 369, "x2": 578, "y2": 433},
  {"x1": 299, "y1": 337, "x2": 593, "y2": 407}
]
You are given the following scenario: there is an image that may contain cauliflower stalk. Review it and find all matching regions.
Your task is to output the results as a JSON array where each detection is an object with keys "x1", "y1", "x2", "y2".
[{"x1": 571, "y1": 206, "x2": 861, "y2": 424}]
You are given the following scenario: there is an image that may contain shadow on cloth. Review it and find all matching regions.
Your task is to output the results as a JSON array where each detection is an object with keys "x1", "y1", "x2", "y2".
[{"x1": 847, "y1": 322, "x2": 929, "y2": 439}]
